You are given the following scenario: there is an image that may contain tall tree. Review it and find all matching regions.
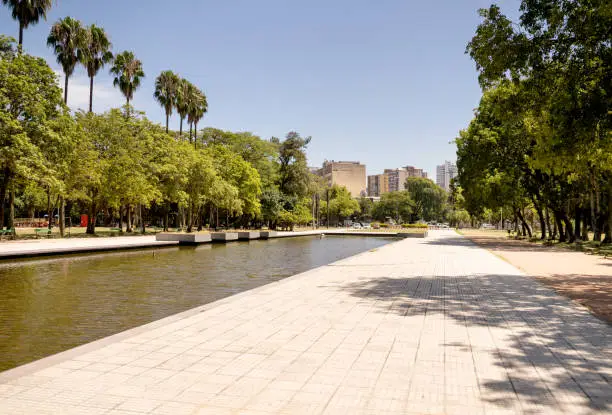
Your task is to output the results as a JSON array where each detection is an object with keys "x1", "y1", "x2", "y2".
[
  {"x1": 153, "y1": 70, "x2": 179, "y2": 134},
  {"x1": 79, "y1": 25, "x2": 113, "y2": 113},
  {"x1": 176, "y1": 78, "x2": 194, "y2": 138},
  {"x1": 1, "y1": 0, "x2": 52, "y2": 47},
  {"x1": 187, "y1": 89, "x2": 207, "y2": 144},
  {"x1": 47, "y1": 16, "x2": 85, "y2": 105},
  {"x1": 110, "y1": 51, "x2": 144, "y2": 114},
  {"x1": 276, "y1": 132, "x2": 311, "y2": 198},
  {"x1": 404, "y1": 177, "x2": 447, "y2": 222}
]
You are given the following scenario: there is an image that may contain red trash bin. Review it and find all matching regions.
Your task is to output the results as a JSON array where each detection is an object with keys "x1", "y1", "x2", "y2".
[{"x1": 80, "y1": 214, "x2": 88, "y2": 227}]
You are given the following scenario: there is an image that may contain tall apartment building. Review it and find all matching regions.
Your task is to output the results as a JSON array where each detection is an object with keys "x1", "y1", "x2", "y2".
[
  {"x1": 317, "y1": 161, "x2": 367, "y2": 197},
  {"x1": 368, "y1": 165, "x2": 428, "y2": 196},
  {"x1": 403, "y1": 165, "x2": 428, "y2": 179},
  {"x1": 436, "y1": 161, "x2": 458, "y2": 191},
  {"x1": 367, "y1": 174, "x2": 389, "y2": 197}
]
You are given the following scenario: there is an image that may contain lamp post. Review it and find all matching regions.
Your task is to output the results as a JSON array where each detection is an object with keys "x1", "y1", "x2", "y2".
[{"x1": 326, "y1": 188, "x2": 330, "y2": 229}]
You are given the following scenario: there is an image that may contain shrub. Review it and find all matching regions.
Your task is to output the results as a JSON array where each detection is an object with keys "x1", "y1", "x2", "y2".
[
  {"x1": 401, "y1": 223, "x2": 428, "y2": 229},
  {"x1": 371, "y1": 222, "x2": 380, "y2": 229},
  {"x1": 380, "y1": 223, "x2": 389, "y2": 228}
]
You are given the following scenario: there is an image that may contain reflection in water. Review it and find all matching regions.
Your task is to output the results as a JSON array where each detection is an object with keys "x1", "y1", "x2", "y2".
[{"x1": 0, "y1": 236, "x2": 394, "y2": 371}]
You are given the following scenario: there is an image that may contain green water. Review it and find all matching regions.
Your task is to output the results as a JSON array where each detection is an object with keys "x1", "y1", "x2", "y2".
[{"x1": 0, "y1": 236, "x2": 395, "y2": 372}]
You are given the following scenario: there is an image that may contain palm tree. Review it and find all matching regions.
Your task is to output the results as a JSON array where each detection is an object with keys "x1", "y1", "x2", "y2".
[
  {"x1": 79, "y1": 25, "x2": 113, "y2": 113},
  {"x1": 154, "y1": 70, "x2": 180, "y2": 134},
  {"x1": 2, "y1": 0, "x2": 53, "y2": 47},
  {"x1": 110, "y1": 51, "x2": 144, "y2": 115},
  {"x1": 47, "y1": 16, "x2": 85, "y2": 105},
  {"x1": 176, "y1": 78, "x2": 196, "y2": 138},
  {"x1": 188, "y1": 89, "x2": 207, "y2": 145}
]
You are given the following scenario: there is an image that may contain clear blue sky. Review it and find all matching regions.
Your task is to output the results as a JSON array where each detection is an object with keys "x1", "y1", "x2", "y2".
[{"x1": 1, "y1": 0, "x2": 520, "y2": 178}]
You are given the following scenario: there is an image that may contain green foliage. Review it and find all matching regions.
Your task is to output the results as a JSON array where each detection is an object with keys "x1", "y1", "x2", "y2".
[
  {"x1": 276, "y1": 131, "x2": 311, "y2": 199},
  {"x1": 404, "y1": 177, "x2": 446, "y2": 222},
  {"x1": 79, "y1": 24, "x2": 113, "y2": 112},
  {"x1": 2, "y1": 0, "x2": 53, "y2": 45},
  {"x1": 201, "y1": 128, "x2": 278, "y2": 188},
  {"x1": 401, "y1": 223, "x2": 428, "y2": 229},
  {"x1": 47, "y1": 16, "x2": 86, "y2": 104},
  {"x1": 328, "y1": 185, "x2": 359, "y2": 219},
  {"x1": 372, "y1": 191, "x2": 413, "y2": 224},
  {"x1": 110, "y1": 51, "x2": 144, "y2": 107},
  {"x1": 154, "y1": 70, "x2": 180, "y2": 132},
  {"x1": 461, "y1": 0, "x2": 612, "y2": 242}
]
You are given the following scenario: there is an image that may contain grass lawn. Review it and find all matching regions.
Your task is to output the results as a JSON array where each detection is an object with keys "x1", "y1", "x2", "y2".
[
  {"x1": 3, "y1": 227, "x2": 161, "y2": 240},
  {"x1": 458, "y1": 228, "x2": 612, "y2": 258}
]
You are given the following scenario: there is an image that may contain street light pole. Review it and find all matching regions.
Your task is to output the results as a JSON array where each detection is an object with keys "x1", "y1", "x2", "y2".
[{"x1": 326, "y1": 188, "x2": 330, "y2": 229}]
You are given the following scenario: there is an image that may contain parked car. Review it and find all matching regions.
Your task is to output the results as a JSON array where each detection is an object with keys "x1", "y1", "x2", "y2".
[
  {"x1": 361, "y1": 223, "x2": 371, "y2": 229},
  {"x1": 352, "y1": 222, "x2": 362, "y2": 229}
]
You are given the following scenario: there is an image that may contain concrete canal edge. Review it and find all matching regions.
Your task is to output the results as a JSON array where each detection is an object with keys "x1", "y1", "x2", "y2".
[
  {"x1": 0, "y1": 229, "x2": 428, "y2": 259},
  {"x1": 156, "y1": 229, "x2": 428, "y2": 245}
]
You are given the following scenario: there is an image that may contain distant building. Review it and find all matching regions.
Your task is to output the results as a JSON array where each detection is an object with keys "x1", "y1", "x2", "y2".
[
  {"x1": 403, "y1": 165, "x2": 428, "y2": 179},
  {"x1": 436, "y1": 161, "x2": 457, "y2": 191},
  {"x1": 367, "y1": 174, "x2": 389, "y2": 197},
  {"x1": 383, "y1": 166, "x2": 429, "y2": 193},
  {"x1": 317, "y1": 161, "x2": 367, "y2": 197}
]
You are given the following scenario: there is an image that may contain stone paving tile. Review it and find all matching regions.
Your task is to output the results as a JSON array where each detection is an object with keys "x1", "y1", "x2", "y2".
[{"x1": 0, "y1": 230, "x2": 610, "y2": 414}]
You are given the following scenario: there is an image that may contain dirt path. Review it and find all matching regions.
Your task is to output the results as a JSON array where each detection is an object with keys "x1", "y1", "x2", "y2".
[{"x1": 461, "y1": 230, "x2": 612, "y2": 323}]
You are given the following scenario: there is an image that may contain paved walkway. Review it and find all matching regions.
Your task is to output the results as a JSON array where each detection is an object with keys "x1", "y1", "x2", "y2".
[{"x1": 0, "y1": 231, "x2": 610, "y2": 414}]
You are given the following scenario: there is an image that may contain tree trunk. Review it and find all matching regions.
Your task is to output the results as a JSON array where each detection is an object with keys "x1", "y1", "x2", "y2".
[
  {"x1": 165, "y1": 112, "x2": 169, "y2": 134},
  {"x1": 533, "y1": 198, "x2": 546, "y2": 240},
  {"x1": 89, "y1": 76, "x2": 94, "y2": 113},
  {"x1": 0, "y1": 168, "x2": 11, "y2": 229},
  {"x1": 562, "y1": 212, "x2": 575, "y2": 243},
  {"x1": 545, "y1": 208, "x2": 552, "y2": 239},
  {"x1": 516, "y1": 209, "x2": 532, "y2": 238},
  {"x1": 554, "y1": 211, "x2": 565, "y2": 242},
  {"x1": 179, "y1": 117, "x2": 184, "y2": 138},
  {"x1": 8, "y1": 189, "x2": 15, "y2": 230},
  {"x1": 126, "y1": 97, "x2": 130, "y2": 118},
  {"x1": 18, "y1": 22, "x2": 23, "y2": 47},
  {"x1": 64, "y1": 74, "x2": 69, "y2": 105},
  {"x1": 187, "y1": 202, "x2": 193, "y2": 233},
  {"x1": 581, "y1": 208, "x2": 589, "y2": 241},
  {"x1": 140, "y1": 204, "x2": 145, "y2": 234},
  {"x1": 194, "y1": 121, "x2": 198, "y2": 148},
  {"x1": 574, "y1": 205, "x2": 581, "y2": 242},
  {"x1": 46, "y1": 187, "x2": 52, "y2": 230},
  {"x1": 86, "y1": 200, "x2": 96, "y2": 234},
  {"x1": 126, "y1": 206, "x2": 132, "y2": 232},
  {"x1": 604, "y1": 188, "x2": 612, "y2": 244},
  {"x1": 189, "y1": 122, "x2": 193, "y2": 142},
  {"x1": 119, "y1": 205, "x2": 124, "y2": 232},
  {"x1": 59, "y1": 196, "x2": 65, "y2": 237}
]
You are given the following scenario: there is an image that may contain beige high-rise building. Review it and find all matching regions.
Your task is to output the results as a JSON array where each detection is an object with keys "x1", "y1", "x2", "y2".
[
  {"x1": 369, "y1": 165, "x2": 428, "y2": 195},
  {"x1": 367, "y1": 174, "x2": 389, "y2": 197},
  {"x1": 317, "y1": 161, "x2": 366, "y2": 197}
]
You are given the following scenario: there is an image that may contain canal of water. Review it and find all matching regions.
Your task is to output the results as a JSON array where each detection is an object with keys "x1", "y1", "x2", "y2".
[{"x1": 0, "y1": 235, "x2": 395, "y2": 372}]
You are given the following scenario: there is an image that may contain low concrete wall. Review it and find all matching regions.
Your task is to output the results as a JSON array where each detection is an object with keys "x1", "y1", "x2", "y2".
[
  {"x1": 397, "y1": 231, "x2": 428, "y2": 239},
  {"x1": 238, "y1": 231, "x2": 260, "y2": 240},
  {"x1": 260, "y1": 231, "x2": 278, "y2": 239},
  {"x1": 156, "y1": 233, "x2": 212, "y2": 244},
  {"x1": 211, "y1": 232, "x2": 239, "y2": 242}
]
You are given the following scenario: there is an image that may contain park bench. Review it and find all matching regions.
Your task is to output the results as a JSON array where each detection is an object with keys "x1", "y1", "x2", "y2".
[
  {"x1": 35, "y1": 228, "x2": 51, "y2": 238},
  {"x1": 0, "y1": 228, "x2": 15, "y2": 240},
  {"x1": 110, "y1": 228, "x2": 123, "y2": 233}
]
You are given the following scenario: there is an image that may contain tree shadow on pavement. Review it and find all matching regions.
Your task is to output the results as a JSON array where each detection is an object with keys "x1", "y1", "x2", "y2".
[{"x1": 341, "y1": 272, "x2": 612, "y2": 413}]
